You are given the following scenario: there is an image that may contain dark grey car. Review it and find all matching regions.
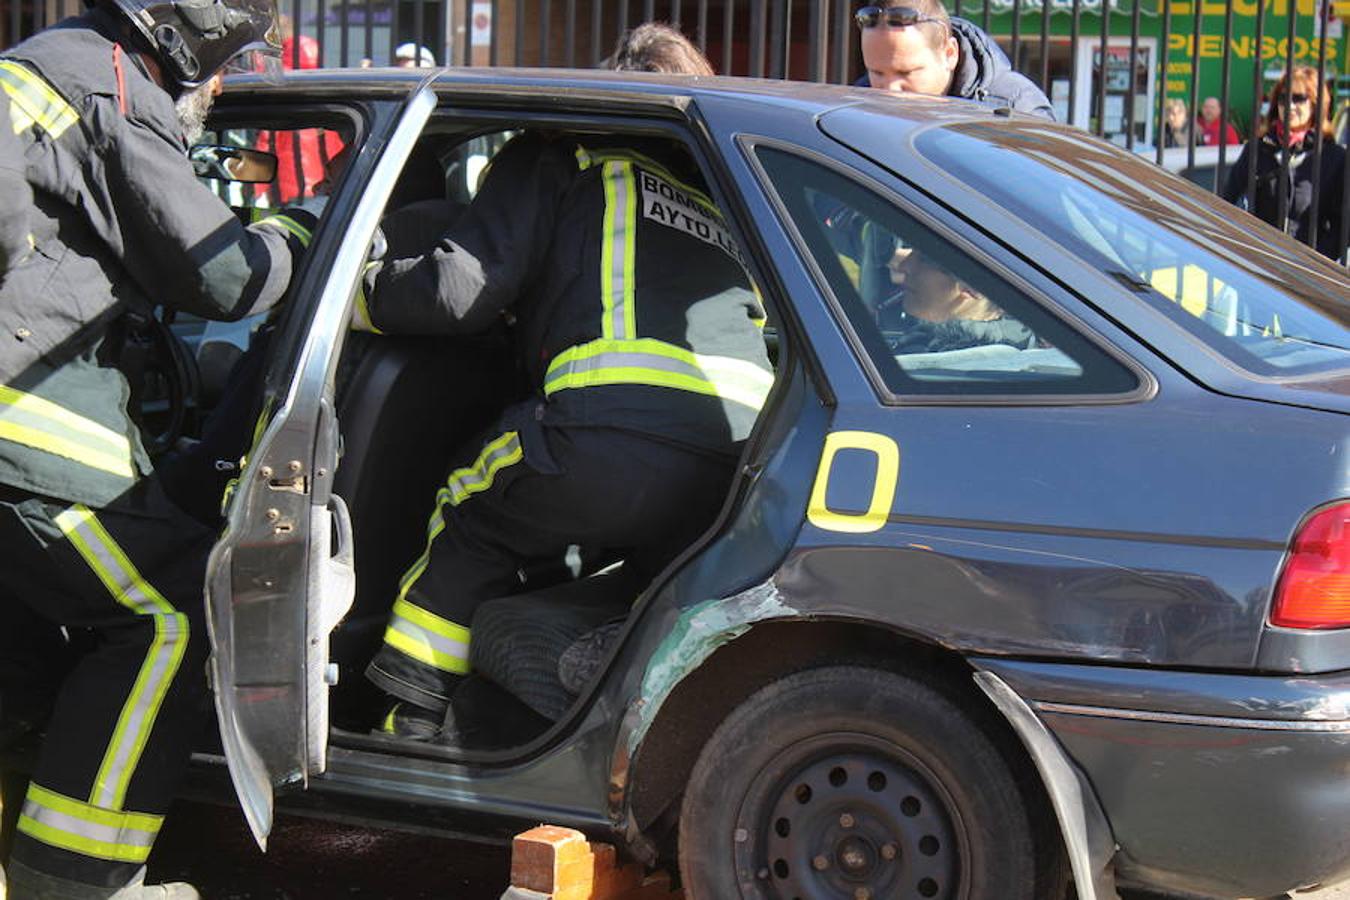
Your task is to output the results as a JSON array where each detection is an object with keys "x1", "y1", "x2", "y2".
[{"x1": 90, "y1": 69, "x2": 1350, "y2": 900}]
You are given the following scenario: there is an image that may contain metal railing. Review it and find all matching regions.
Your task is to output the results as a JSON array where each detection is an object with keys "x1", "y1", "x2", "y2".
[{"x1": 3, "y1": 0, "x2": 1348, "y2": 260}]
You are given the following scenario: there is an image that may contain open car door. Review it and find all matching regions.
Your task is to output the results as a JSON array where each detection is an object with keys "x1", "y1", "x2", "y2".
[{"x1": 204, "y1": 85, "x2": 437, "y2": 849}]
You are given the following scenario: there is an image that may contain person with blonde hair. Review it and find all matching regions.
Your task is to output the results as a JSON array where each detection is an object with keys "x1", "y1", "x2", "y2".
[
  {"x1": 1222, "y1": 65, "x2": 1346, "y2": 259},
  {"x1": 1164, "y1": 98, "x2": 1191, "y2": 148}
]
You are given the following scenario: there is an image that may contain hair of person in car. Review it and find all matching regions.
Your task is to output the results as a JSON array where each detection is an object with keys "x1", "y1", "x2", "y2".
[
  {"x1": 607, "y1": 22, "x2": 715, "y2": 76},
  {"x1": 1260, "y1": 66, "x2": 1336, "y2": 140}
]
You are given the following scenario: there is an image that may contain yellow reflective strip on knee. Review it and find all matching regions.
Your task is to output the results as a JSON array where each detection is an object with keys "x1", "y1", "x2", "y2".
[
  {"x1": 54, "y1": 506, "x2": 173, "y2": 615},
  {"x1": 391, "y1": 598, "x2": 470, "y2": 643},
  {"x1": 394, "y1": 504, "x2": 448, "y2": 602},
  {"x1": 91, "y1": 612, "x2": 188, "y2": 810},
  {"x1": 444, "y1": 431, "x2": 522, "y2": 506},
  {"x1": 0, "y1": 61, "x2": 78, "y2": 138},
  {"x1": 383, "y1": 624, "x2": 470, "y2": 674}
]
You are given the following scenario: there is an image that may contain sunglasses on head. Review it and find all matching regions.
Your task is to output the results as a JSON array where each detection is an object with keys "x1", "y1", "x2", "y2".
[
  {"x1": 854, "y1": 5, "x2": 944, "y2": 29},
  {"x1": 1279, "y1": 92, "x2": 1311, "y2": 106}
]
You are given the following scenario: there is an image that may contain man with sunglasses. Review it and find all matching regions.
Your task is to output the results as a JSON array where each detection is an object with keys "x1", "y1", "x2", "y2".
[{"x1": 855, "y1": 3, "x2": 1054, "y2": 120}]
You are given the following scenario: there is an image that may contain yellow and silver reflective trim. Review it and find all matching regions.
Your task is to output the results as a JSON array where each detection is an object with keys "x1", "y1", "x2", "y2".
[
  {"x1": 351, "y1": 261, "x2": 383, "y2": 334},
  {"x1": 383, "y1": 598, "x2": 471, "y2": 675},
  {"x1": 0, "y1": 60, "x2": 77, "y2": 138},
  {"x1": 254, "y1": 213, "x2": 312, "y2": 247},
  {"x1": 577, "y1": 146, "x2": 720, "y2": 214},
  {"x1": 545, "y1": 338, "x2": 773, "y2": 412},
  {"x1": 391, "y1": 431, "x2": 523, "y2": 613},
  {"x1": 54, "y1": 505, "x2": 188, "y2": 811},
  {"x1": 0, "y1": 386, "x2": 136, "y2": 478},
  {"x1": 600, "y1": 160, "x2": 639, "y2": 341},
  {"x1": 17, "y1": 784, "x2": 162, "y2": 864}
]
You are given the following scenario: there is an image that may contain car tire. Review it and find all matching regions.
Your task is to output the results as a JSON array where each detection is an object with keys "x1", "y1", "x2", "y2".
[{"x1": 677, "y1": 665, "x2": 1045, "y2": 900}]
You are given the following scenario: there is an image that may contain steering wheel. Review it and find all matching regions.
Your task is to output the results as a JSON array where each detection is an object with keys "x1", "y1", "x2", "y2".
[{"x1": 124, "y1": 308, "x2": 201, "y2": 457}]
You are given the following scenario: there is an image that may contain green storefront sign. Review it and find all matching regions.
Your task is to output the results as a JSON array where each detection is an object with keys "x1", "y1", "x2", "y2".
[{"x1": 957, "y1": 0, "x2": 1338, "y2": 136}]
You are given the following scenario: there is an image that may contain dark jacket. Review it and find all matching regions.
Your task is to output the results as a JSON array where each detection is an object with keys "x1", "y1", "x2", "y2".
[
  {"x1": 364, "y1": 132, "x2": 773, "y2": 457},
  {"x1": 0, "y1": 12, "x2": 310, "y2": 507},
  {"x1": 0, "y1": 91, "x2": 33, "y2": 278},
  {"x1": 1222, "y1": 130, "x2": 1347, "y2": 260},
  {"x1": 857, "y1": 18, "x2": 1055, "y2": 121}
]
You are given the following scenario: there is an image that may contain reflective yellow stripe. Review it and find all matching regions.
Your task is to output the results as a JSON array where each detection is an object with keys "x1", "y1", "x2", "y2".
[
  {"x1": 0, "y1": 386, "x2": 136, "y2": 478},
  {"x1": 352, "y1": 261, "x2": 383, "y2": 334},
  {"x1": 392, "y1": 432, "x2": 522, "y2": 610},
  {"x1": 545, "y1": 338, "x2": 773, "y2": 412},
  {"x1": 0, "y1": 60, "x2": 77, "y2": 138},
  {"x1": 579, "y1": 146, "x2": 718, "y2": 210},
  {"x1": 600, "y1": 160, "x2": 638, "y2": 341},
  {"x1": 383, "y1": 624, "x2": 470, "y2": 674},
  {"x1": 255, "y1": 213, "x2": 312, "y2": 247},
  {"x1": 55, "y1": 506, "x2": 187, "y2": 811},
  {"x1": 383, "y1": 598, "x2": 471, "y2": 674},
  {"x1": 17, "y1": 784, "x2": 162, "y2": 864}
]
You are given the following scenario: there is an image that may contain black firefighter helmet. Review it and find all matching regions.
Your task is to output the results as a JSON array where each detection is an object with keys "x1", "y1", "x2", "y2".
[{"x1": 100, "y1": 0, "x2": 282, "y2": 88}]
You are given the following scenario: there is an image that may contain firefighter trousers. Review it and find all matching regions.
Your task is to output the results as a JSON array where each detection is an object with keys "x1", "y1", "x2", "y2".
[
  {"x1": 366, "y1": 407, "x2": 736, "y2": 712},
  {"x1": 0, "y1": 479, "x2": 215, "y2": 889}
]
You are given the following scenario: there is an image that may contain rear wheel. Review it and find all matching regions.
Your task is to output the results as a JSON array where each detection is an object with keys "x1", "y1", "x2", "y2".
[{"x1": 677, "y1": 665, "x2": 1046, "y2": 900}]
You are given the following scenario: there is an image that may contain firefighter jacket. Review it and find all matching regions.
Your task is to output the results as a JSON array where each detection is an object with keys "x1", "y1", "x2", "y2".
[
  {"x1": 0, "y1": 90, "x2": 33, "y2": 277},
  {"x1": 0, "y1": 11, "x2": 312, "y2": 508},
  {"x1": 362, "y1": 133, "x2": 773, "y2": 456}
]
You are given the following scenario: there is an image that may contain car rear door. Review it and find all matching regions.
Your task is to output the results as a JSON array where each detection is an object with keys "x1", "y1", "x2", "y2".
[{"x1": 203, "y1": 83, "x2": 437, "y2": 848}]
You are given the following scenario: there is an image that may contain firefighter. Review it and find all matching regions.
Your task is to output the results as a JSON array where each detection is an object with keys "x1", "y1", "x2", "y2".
[
  {"x1": 0, "y1": 0, "x2": 313, "y2": 893},
  {"x1": 358, "y1": 131, "x2": 774, "y2": 741}
]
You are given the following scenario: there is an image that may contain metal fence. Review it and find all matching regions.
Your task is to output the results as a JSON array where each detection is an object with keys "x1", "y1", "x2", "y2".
[{"x1": 3, "y1": 0, "x2": 1349, "y2": 260}]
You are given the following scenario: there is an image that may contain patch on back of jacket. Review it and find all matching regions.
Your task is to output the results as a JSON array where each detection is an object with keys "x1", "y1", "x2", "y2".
[{"x1": 636, "y1": 165, "x2": 747, "y2": 268}]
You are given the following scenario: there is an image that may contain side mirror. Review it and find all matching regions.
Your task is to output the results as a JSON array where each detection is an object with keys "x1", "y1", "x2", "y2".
[{"x1": 190, "y1": 144, "x2": 278, "y2": 184}]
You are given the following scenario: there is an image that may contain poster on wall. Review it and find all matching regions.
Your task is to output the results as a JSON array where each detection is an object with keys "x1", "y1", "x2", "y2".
[{"x1": 472, "y1": 2, "x2": 492, "y2": 47}]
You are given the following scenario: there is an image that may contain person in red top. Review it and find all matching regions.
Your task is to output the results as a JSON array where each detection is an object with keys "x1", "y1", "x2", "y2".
[
  {"x1": 1197, "y1": 96, "x2": 1241, "y2": 146},
  {"x1": 254, "y1": 15, "x2": 343, "y2": 203}
]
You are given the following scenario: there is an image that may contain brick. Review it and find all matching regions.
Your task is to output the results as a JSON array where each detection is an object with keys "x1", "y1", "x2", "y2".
[
  {"x1": 511, "y1": 826, "x2": 593, "y2": 893},
  {"x1": 506, "y1": 826, "x2": 684, "y2": 900}
]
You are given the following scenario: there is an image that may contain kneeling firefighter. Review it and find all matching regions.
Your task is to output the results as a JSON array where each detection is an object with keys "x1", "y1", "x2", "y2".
[
  {"x1": 358, "y1": 132, "x2": 775, "y2": 741},
  {"x1": 0, "y1": 0, "x2": 314, "y2": 894}
]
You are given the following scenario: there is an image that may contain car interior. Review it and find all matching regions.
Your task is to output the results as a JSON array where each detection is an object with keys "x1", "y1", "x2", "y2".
[{"x1": 170, "y1": 108, "x2": 781, "y2": 756}]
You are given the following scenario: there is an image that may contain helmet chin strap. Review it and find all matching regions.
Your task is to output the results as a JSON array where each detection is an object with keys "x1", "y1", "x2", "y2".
[{"x1": 153, "y1": 22, "x2": 202, "y2": 85}]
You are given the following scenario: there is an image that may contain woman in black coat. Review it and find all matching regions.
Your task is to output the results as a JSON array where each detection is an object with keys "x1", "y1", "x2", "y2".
[{"x1": 1222, "y1": 65, "x2": 1346, "y2": 260}]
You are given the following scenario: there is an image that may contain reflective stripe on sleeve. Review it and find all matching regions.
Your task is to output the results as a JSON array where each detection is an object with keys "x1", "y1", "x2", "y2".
[
  {"x1": 254, "y1": 213, "x2": 312, "y2": 247},
  {"x1": 54, "y1": 506, "x2": 189, "y2": 811},
  {"x1": 383, "y1": 599, "x2": 471, "y2": 674},
  {"x1": 0, "y1": 60, "x2": 77, "y2": 138},
  {"x1": 544, "y1": 338, "x2": 774, "y2": 412},
  {"x1": 600, "y1": 160, "x2": 638, "y2": 341},
  {"x1": 0, "y1": 386, "x2": 136, "y2": 478},
  {"x1": 17, "y1": 783, "x2": 162, "y2": 864}
]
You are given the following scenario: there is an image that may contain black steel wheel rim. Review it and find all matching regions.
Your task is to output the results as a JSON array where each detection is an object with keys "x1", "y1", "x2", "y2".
[{"x1": 732, "y1": 732, "x2": 968, "y2": 900}]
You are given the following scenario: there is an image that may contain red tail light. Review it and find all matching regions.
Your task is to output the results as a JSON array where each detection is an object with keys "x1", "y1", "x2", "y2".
[{"x1": 1271, "y1": 502, "x2": 1350, "y2": 630}]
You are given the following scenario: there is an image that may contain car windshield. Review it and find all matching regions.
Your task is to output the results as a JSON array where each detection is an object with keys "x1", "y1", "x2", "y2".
[{"x1": 914, "y1": 122, "x2": 1350, "y2": 378}]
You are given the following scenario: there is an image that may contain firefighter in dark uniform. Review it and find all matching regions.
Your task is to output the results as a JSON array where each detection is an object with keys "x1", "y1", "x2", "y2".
[
  {"x1": 0, "y1": 0, "x2": 312, "y2": 894},
  {"x1": 360, "y1": 133, "x2": 774, "y2": 739}
]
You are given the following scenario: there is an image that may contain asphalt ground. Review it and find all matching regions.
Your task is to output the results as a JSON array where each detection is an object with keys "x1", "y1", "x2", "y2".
[{"x1": 139, "y1": 800, "x2": 1350, "y2": 900}]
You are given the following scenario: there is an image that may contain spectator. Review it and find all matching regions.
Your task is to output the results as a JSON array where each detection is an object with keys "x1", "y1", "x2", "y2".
[
  {"x1": 1164, "y1": 98, "x2": 1192, "y2": 148},
  {"x1": 1222, "y1": 66, "x2": 1346, "y2": 260},
  {"x1": 1198, "y1": 96, "x2": 1241, "y2": 146},
  {"x1": 395, "y1": 43, "x2": 437, "y2": 67},
  {"x1": 607, "y1": 22, "x2": 714, "y2": 75},
  {"x1": 255, "y1": 15, "x2": 344, "y2": 203},
  {"x1": 855, "y1": 1, "x2": 1054, "y2": 120}
]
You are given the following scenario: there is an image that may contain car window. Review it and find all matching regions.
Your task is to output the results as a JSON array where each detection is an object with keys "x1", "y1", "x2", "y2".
[
  {"x1": 754, "y1": 146, "x2": 1138, "y2": 398},
  {"x1": 196, "y1": 125, "x2": 348, "y2": 208},
  {"x1": 916, "y1": 122, "x2": 1350, "y2": 378}
]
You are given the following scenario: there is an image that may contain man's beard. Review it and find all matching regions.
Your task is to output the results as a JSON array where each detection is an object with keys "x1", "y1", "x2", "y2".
[{"x1": 175, "y1": 81, "x2": 216, "y2": 145}]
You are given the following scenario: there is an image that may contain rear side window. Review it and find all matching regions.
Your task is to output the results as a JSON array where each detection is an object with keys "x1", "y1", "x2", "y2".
[
  {"x1": 754, "y1": 147, "x2": 1138, "y2": 398},
  {"x1": 915, "y1": 123, "x2": 1350, "y2": 378}
]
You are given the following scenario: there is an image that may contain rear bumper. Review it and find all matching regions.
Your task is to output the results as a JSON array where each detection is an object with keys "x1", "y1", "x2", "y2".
[{"x1": 976, "y1": 659, "x2": 1350, "y2": 899}]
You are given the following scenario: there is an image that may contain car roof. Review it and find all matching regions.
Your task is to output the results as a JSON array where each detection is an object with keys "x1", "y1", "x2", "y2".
[{"x1": 226, "y1": 65, "x2": 1041, "y2": 135}]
